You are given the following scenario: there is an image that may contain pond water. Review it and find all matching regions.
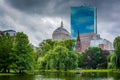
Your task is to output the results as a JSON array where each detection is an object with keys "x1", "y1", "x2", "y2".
[{"x1": 0, "y1": 72, "x2": 120, "y2": 80}]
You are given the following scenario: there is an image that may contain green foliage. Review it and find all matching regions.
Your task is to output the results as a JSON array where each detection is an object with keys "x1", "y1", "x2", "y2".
[
  {"x1": 66, "y1": 51, "x2": 78, "y2": 70},
  {"x1": 32, "y1": 51, "x2": 39, "y2": 69},
  {"x1": 0, "y1": 32, "x2": 39, "y2": 73},
  {"x1": 38, "y1": 39, "x2": 109, "y2": 70},
  {"x1": 108, "y1": 36, "x2": 120, "y2": 69},
  {"x1": 79, "y1": 47, "x2": 109, "y2": 69},
  {"x1": 78, "y1": 53, "x2": 84, "y2": 68},
  {"x1": 0, "y1": 33, "x2": 14, "y2": 72},
  {"x1": 37, "y1": 39, "x2": 75, "y2": 58},
  {"x1": 108, "y1": 53, "x2": 117, "y2": 69},
  {"x1": 38, "y1": 39, "x2": 78, "y2": 71},
  {"x1": 10, "y1": 32, "x2": 34, "y2": 73},
  {"x1": 61, "y1": 39, "x2": 75, "y2": 51},
  {"x1": 114, "y1": 36, "x2": 120, "y2": 56},
  {"x1": 37, "y1": 39, "x2": 55, "y2": 57}
]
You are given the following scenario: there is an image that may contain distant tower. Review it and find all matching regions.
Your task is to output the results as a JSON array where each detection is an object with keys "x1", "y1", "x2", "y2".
[
  {"x1": 61, "y1": 21, "x2": 63, "y2": 28},
  {"x1": 76, "y1": 30, "x2": 82, "y2": 53},
  {"x1": 94, "y1": 7, "x2": 97, "y2": 34}
]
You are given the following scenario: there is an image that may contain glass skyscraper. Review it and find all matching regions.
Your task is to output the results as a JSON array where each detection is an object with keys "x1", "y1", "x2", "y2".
[{"x1": 71, "y1": 6, "x2": 97, "y2": 39}]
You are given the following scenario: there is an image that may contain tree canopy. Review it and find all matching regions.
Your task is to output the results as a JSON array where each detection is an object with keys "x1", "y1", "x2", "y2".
[
  {"x1": 79, "y1": 47, "x2": 109, "y2": 69},
  {"x1": 0, "y1": 32, "x2": 113, "y2": 73},
  {"x1": 38, "y1": 39, "x2": 78, "y2": 71},
  {"x1": 0, "y1": 33, "x2": 13, "y2": 72},
  {"x1": 108, "y1": 36, "x2": 120, "y2": 69},
  {"x1": 0, "y1": 32, "x2": 34, "y2": 73}
]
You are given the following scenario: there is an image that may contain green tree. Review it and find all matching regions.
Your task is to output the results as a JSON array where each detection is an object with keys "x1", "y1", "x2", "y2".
[
  {"x1": 108, "y1": 53, "x2": 117, "y2": 69},
  {"x1": 113, "y1": 36, "x2": 120, "y2": 68},
  {"x1": 37, "y1": 39, "x2": 75, "y2": 58},
  {"x1": 61, "y1": 39, "x2": 75, "y2": 51},
  {"x1": 78, "y1": 54, "x2": 84, "y2": 68},
  {"x1": 46, "y1": 46, "x2": 69, "y2": 70},
  {"x1": 99, "y1": 50, "x2": 110, "y2": 69},
  {"x1": 81, "y1": 47, "x2": 109, "y2": 69},
  {"x1": 0, "y1": 33, "x2": 14, "y2": 73},
  {"x1": 10, "y1": 32, "x2": 34, "y2": 73},
  {"x1": 108, "y1": 36, "x2": 120, "y2": 69},
  {"x1": 65, "y1": 51, "x2": 78, "y2": 70},
  {"x1": 38, "y1": 39, "x2": 78, "y2": 71},
  {"x1": 38, "y1": 39, "x2": 55, "y2": 57},
  {"x1": 38, "y1": 46, "x2": 78, "y2": 71}
]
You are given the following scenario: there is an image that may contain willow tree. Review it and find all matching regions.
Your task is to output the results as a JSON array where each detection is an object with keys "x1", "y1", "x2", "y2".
[
  {"x1": 62, "y1": 39, "x2": 75, "y2": 51},
  {"x1": 39, "y1": 46, "x2": 78, "y2": 71},
  {"x1": 37, "y1": 39, "x2": 56, "y2": 57},
  {"x1": 108, "y1": 53, "x2": 117, "y2": 69},
  {"x1": 108, "y1": 36, "x2": 120, "y2": 69}
]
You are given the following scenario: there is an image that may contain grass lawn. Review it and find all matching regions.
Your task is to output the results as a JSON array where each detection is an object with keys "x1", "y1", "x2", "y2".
[
  {"x1": 37, "y1": 69, "x2": 114, "y2": 73},
  {"x1": 0, "y1": 73, "x2": 16, "y2": 76},
  {"x1": 0, "y1": 69, "x2": 120, "y2": 75},
  {"x1": 81, "y1": 69, "x2": 113, "y2": 73}
]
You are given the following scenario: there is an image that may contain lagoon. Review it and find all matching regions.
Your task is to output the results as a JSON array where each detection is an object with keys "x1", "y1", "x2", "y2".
[{"x1": 0, "y1": 72, "x2": 120, "y2": 80}]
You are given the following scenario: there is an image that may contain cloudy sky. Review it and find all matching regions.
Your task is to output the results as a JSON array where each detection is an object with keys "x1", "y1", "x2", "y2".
[{"x1": 0, "y1": 0, "x2": 120, "y2": 46}]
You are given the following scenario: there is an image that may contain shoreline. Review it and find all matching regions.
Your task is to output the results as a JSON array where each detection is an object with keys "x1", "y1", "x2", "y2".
[{"x1": 0, "y1": 69, "x2": 119, "y2": 75}]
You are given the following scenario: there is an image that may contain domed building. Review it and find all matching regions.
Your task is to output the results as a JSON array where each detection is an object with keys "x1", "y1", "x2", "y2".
[
  {"x1": 0, "y1": 30, "x2": 16, "y2": 37},
  {"x1": 52, "y1": 21, "x2": 71, "y2": 41},
  {"x1": 3, "y1": 30, "x2": 16, "y2": 36}
]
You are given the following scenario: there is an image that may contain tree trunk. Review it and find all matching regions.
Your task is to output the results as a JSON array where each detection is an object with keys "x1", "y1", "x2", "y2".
[
  {"x1": 7, "y1": 69, "x2": 10, "y2": 73},
  {"x1": 19, "y1": 70, "x2": 22, "y2": 74},
  {"x1": 2, "y1": 69, "x2": 7, "y2": 73}
]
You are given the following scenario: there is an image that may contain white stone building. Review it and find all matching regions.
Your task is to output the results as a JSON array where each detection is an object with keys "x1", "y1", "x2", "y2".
[{"x1": 52, "y1": 21, "x2": 71, "y2": 41}]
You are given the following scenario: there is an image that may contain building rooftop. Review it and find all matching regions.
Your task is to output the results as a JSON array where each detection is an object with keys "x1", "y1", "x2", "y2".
[{"x1": 53, "y1": 21, "x2": 70, "y2": 35}]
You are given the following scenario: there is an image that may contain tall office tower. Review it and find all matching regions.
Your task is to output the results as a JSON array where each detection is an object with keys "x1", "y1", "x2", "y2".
[
  {"x1": 71, "y1": 6, "x2": 97, "y2": 38},
  {"x1": 71, "y1": 6, "x2": 98, "y2": 53}
]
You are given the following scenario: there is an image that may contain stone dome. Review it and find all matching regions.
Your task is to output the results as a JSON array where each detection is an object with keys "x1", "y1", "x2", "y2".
[{"x1": 52, "y1": 21, "x2": 71, "y2": 41}]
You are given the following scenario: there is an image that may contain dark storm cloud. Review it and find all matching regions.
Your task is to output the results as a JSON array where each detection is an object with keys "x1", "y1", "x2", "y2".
[
  {"x1": 6, "y1": 0, "x2": 49, "y2": 11},
  {"x1": 6, "y1": 0, "x2": 85, "y2": 17},
  {"x1": 5, "y1": 0, "x2": 101, "y2": 19},
  {"x1": 6, "y1": 0, "x2": 118, "y2": 19},
  {"x1": 5, "y1": 0, "x2": 57, "y2": 14},
  {"x1": 6, "y1": 0, "x2": 120, "y2": 16},
  {"x1": 1, "y1": 0, "x2": 120, "y2": 45}
]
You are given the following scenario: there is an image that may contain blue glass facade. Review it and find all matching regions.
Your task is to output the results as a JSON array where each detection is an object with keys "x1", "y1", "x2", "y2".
[{"x1": 71, "y1": 6, "x2": 96, "y2": 39}]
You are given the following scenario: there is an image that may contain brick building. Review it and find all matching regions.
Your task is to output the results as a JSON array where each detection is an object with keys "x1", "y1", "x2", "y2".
[{"x1": 76, "y1": 32, "x2": 113, "y2": 53}]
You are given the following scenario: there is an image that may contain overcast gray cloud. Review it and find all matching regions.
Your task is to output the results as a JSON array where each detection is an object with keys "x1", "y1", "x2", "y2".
[{"x1": 0, "y1": 0, "x2": 120, "y2": 46}]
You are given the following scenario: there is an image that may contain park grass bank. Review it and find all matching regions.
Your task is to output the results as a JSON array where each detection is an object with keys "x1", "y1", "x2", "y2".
[
  {"x1": 0, "y1": 73, "x2": 16, "y2": 76},
  {"x1": 36, "y1": 69, "x2": 115, "y2": 73},
  {"x1": 0, "y1": 69, "x2": 120, "y2": 75},
  {"x1": 81, "y1": 69, "x2": 113, "y2": 73}
]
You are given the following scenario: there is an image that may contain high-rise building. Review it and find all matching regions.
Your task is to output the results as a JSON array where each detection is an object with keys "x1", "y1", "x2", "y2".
[
  {"x1": 71, "y1": 6, "x2": 98, "y2": 53},
  {"x1": 71, "y1": 6, "x2": 113, "y2": 53},
  {"x1": 71, "y1": 6, "x2": 97, "y2": 39}
]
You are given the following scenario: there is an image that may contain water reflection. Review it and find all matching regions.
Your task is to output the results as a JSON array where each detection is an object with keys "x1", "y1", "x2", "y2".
[{"x1": 0, "y1": 72, "x2": 120, "y2": 80}]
